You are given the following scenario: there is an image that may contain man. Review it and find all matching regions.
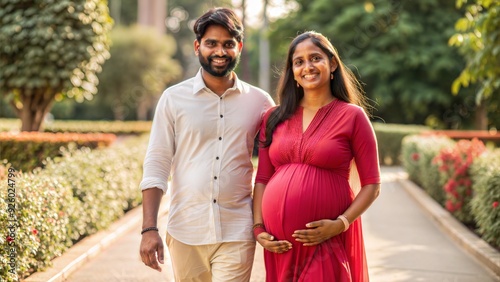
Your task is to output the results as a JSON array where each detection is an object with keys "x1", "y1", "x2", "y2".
[{"x1": 139, "y1": 7, "x2": 275, "y2": 282}]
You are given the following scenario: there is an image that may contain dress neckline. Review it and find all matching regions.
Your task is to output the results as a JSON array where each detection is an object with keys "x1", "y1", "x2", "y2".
[{"x1": 300, "y1": 99, "x2": 339, "y2": 135}]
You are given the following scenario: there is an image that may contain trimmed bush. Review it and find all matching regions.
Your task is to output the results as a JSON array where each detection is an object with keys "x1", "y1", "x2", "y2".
[
  {"x1": 372, "y1": 123, "x2": 428, "y2": 166},
  {"x1": 433, "y1": 138, "x2": 486, "y2": 224},
  {"x1": 0, "y1": 165, "x2": 78, "y2": 281},
  {"x1": 0, "y1": 118, "x2": 152, "y2": 135},
  {"x1": 401, "y1": 134, "x2": 455, "y2": 205},
  {"x1": 470, "y1": 149, "x2": 500, "y2": 248},
  {"x1": 0, "y1": 135, "x2": 147, "y2": 281},
  {"x1": 43, "y1": 120, "x2": 152, "y2": 134},
  {"x1": 0, "y1": 132, "x2": 116, "y2": 172}
]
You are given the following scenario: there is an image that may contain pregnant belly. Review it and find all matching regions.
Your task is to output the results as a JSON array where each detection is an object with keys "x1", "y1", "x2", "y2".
[{"x1": 261, "y1": 164, "x2": 352, "y2": 241}]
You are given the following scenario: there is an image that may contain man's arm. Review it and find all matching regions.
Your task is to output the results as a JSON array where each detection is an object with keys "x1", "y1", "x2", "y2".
[{"x1": 139, "y1": 187, "x2": 164, "y2": 272}]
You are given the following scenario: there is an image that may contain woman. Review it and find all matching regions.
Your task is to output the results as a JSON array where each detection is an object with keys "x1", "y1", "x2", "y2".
[{"x1": 253, "y1": 31, "x2": 381, "y2": 281}]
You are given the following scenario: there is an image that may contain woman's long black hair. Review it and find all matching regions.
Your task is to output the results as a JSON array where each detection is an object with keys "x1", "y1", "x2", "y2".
[{"x1": 262, "y1": 31, "x2": 370, "y2": 147}]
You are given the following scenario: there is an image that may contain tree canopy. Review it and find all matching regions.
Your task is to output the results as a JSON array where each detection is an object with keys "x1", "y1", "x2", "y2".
[
  {"x1": 269, "y1": 0, "x2": 475, "y2": 128},
  {"x1": 0, "y1": 0, "x2": 113, "y2": 131},
  {"x1": 449, "y1": 0, "x2": 500, "y2": 129},
  {"x1": 95, "y1": 25, "x2": 182, "y2": 120}
]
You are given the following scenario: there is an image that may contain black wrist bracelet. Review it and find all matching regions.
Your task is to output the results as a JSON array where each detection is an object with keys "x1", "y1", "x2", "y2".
[{"x1": 141, "y1": 226, "x2": 159, "y2": 235}]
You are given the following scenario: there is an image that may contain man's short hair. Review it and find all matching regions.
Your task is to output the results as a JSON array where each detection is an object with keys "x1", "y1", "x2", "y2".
[{"x1": 193, "y1": 7, "x2": 244, "y2": 42}]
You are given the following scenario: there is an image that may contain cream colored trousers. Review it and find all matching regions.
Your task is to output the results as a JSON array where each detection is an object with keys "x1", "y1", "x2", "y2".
[{"x1": 166, "y1": 232, "x2": 256, "y2": 282}]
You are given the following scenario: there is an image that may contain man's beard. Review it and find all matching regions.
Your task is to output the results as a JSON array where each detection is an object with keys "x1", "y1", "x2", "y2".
[{"x1": 199, "y1": 53, "x2": 240, "y2": 77}]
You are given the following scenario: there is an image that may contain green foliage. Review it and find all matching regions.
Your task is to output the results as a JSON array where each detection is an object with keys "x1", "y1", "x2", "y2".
[
  {"x1": 0, "y1": 135, "x2": 147, "y2": 281},
  {"x1": 0, "y1": 0, "x2": 113, "y2": 130},
  {"x1": 372, "y1": 123, "x2": 428, "y2": 165},
  {"x1": 0, "y1": 118, "x2": 152, "y2": 134},
  {"x1": 269, "y1": 0, "x2": 474, "y2": 127},
  {"x1": 401, "y1": 134, "x2": 456, "y2": 204},
  {"x1": 470, "y1": 149, "x2": 500, "y2": 248},
  {"x1": 95, "y1": 25, "x2": 181, "y2": 120},
  {"x1": 0, "y1": 167, "x2": 78, "y2": 281},
  {"x1": 449, "y1": 0, "x2": 500, "y2": 110},
  {"x1": 0, "y1": 131, "x2": 116, "y2": 172}
]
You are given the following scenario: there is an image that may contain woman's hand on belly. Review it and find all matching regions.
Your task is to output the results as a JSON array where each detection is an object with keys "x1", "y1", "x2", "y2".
[
  {"x1": 256, "y1": 232, "x2": 293, "y2": 254},
  {"x1": 292, "y1": 219, "x2": 345, "y2": 246}
]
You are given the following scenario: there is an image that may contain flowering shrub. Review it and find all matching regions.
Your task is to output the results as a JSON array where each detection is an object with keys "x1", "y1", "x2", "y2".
[
  {"x1": 433, "y1": 138, "x2": 486, "y2": 224},
  {"x1": 401, "y1": 134, "x2": 455, "y2": 205},
  {"x1": 0, "y1": 135, "x2": 147, "y2": 281},
  {"x1": 0, "y1": 164, "x2": 76, "y2": 281},
  {"x1": 470, "y1": 149, "x2": 500, "y2": 248}
]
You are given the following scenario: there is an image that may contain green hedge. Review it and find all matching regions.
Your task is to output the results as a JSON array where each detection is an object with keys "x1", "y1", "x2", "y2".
[
  {"x1": 0, "y1": 135, "x2": 148, "y2": 281},
  {"x1": 470, "y1": 149, "x2": 500, "y2": 248},
  {"x1": 0, "y1": 118, "x2": 152, "y2": 135},
  {"x1": 0, "y1": 132, "x2": 116, "y2": 172},
  {"x1": 372, "y1": 123, "x2": 429, "y2": 166}
]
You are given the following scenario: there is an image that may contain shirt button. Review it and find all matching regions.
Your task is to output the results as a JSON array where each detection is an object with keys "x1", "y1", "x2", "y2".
[
  {"x1": 214, "y1": 176, "x2": 217, "y2": 180},
  {"x1": 220, "y1": 115, "x2": 223, "y2": 118},
  {"x1": 216, "y1": 156, "x2": 219, "y2": 160},
  {"x1": 213, "y1": 199, "x2": 217, "y2": 203},
  {"x1": 219, "y1": 137, "x2": 222, "y2": 140}
]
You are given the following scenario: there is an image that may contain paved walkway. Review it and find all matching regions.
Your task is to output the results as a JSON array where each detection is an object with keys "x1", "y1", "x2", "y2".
[{"x1": 26, "y1": 167, "x2": 499, "y2": 282}]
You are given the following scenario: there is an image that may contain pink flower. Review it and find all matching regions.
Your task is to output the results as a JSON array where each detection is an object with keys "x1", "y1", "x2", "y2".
[{"x1": 493, "y1": 201, "x2": 499, "y2": 209}]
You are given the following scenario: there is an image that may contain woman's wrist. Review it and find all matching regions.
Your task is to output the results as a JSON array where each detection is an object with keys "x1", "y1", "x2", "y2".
[
  {"x1": 252, "y1": 223, "x2": 266, "y2": 239},
  {"x1": 337, "y1": 214, "x2": 350, "y2": 232}
]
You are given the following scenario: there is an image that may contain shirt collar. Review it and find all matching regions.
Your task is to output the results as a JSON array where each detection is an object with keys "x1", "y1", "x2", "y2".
[{"x1": 193, "y1": 68, "x2": 243, "y2": 96}]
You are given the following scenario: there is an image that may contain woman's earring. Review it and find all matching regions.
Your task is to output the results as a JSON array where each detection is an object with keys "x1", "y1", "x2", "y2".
[
  {"x1": 297, "y1": 82, "x2": 300, "y2": 88},
  {"x1": 331, "y1": 73, "x2": 334, "y2": 80}
]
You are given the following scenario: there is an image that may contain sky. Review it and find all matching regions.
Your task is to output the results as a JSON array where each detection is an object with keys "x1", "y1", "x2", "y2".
[{"x1": 231, "y1": 0, "x2": 298, "y2": 28}]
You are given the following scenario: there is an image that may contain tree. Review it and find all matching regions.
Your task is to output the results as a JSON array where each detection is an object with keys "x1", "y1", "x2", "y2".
[
  {"x1": 269, "y1": 0, "x2": 473, "y2": 128},
  {"x1": 449, "y1": 0, "x2": 500, "y2": 129},
  {"x1": 0, "y1": 0, "x2": 113, "y2": 131},
  {"x1": 96, "y1": 25, "x2": 182, "y2": 120}
]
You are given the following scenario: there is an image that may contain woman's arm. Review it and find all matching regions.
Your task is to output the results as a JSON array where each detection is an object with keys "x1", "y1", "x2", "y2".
[{"x1": 292, "y1": 183, "x2": 380, "y2": 246}]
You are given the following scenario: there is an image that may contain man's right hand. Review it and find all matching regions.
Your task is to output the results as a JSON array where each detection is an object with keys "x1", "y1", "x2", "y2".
[{"x1": 140, "y1": 231, "x2": 164, "y2": 272}]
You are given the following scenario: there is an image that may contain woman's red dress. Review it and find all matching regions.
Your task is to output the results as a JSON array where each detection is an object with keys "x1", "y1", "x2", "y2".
[{"x1": 255, "y1": 100, "x2": 380, "y2": 282}]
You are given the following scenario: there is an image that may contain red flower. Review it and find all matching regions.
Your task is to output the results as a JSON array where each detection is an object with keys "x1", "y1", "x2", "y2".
[
  {"x1": 6, "y1": 236, "x2": 14, "y2": 243},
  {"x1": 32, "y1": 229, "x2": 38, "y2": 236},
  {"x1": 493, "y1": 201, "x2": 499, "y2": 209},
  {"x1": 411, "y1": 153, "x2": 420, "y2": 161},
  {"x1": 445, "y1": 200, "x2": 455, "y2": 212},
  {"x1": 439, "y1": 164, "x2": 449, "y2": 172},
  {"x1": 445, "y1": 179, "x2": 457, "y2": 192}
]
